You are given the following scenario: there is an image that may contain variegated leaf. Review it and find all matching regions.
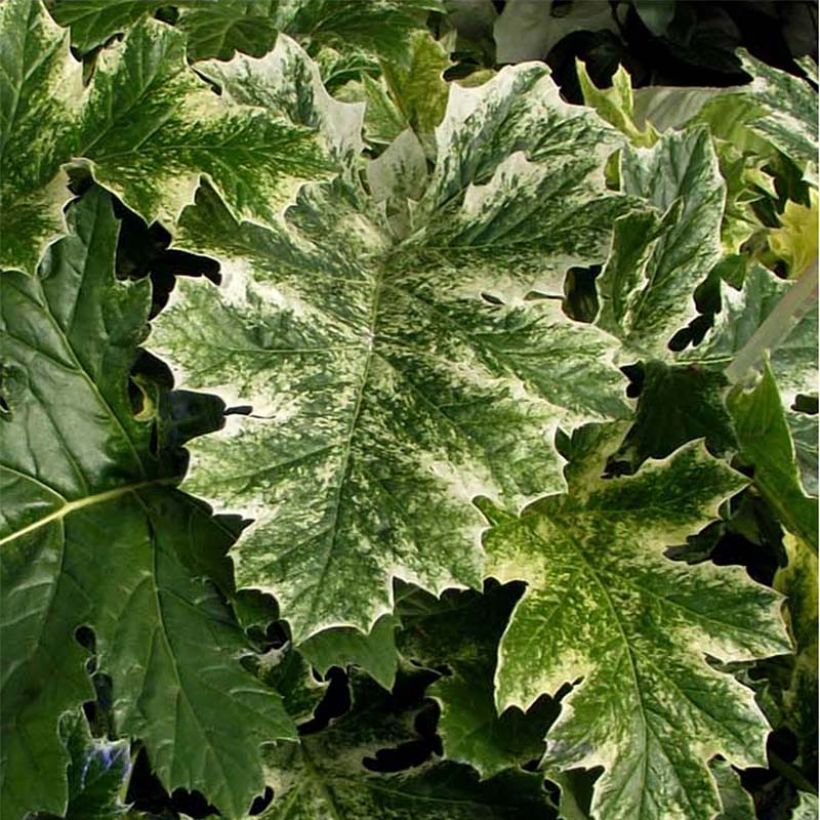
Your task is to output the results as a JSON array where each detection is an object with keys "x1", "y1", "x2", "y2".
[
  {"x1": 150, "y1": 51, "x2": 632, "y2": 643},
  {"x1": 0, "y1": 0, "x2": 331, "y2": 274},
  {"x1": 335, "y1": 28, "x2": 451, "y2": 148},
  {"x1": 738, "y1": 52, "x2": 819, "y2": 181},
  {"x1": 484, "y1": 436, "x2": 789, "y2": 820},
  {"x1": 596, "y1": 126, "x2": 726, "y2": 361},
  {"x1": 774, "y1": 533, "x2": 818, "y2": 780},
  {"x1": 679, "y1": 263, "x2": 818, "y2": 408}
]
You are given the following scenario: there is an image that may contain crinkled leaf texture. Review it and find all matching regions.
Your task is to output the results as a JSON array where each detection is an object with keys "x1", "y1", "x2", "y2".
[
  {"x1": 0, "y1": 0, "x2": 331, "y2": 274},
  {"x1": 484, "y1": 430, "x2": 789, "y2": 820},
  {"x1": 151, "y1": 42, "x2": 632, "y2": 643},
  {"x1": 0, "y1": 188, "x2": 294, "y2": 820}
]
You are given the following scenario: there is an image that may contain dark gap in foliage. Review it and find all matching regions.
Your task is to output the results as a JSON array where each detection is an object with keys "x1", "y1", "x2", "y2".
[
  {"x1": 74, "y1": 624, "x2": 95, "y2": 653},
  {"x1": 126, "y1": 348, "x2": 228, "y2": 472},
  {"x1": 739, "y1": 727, "x2": 815, "y2": 820},
  {"x1": 524, "y1": 290, "x2": 562, "y2": 301},
  {"x1": 771, "y1": 727, "x2": 800, "y2": 765},
  {"x1": 248, "y1": 786, "x2": 274, "y2": 816},
  {"x1": 155, "y1": 385, "x2": 228, "y2": 454},
  {"x1": 711, "y1": 529, "x2": 782, "y2": 587},
  {"x1": 233, "y1": 590, "x2": 284, "y2": 653},
  {"x1": 666, "y1": 520, "x2": 725, "y2": 565},
  {"x1": 548, "y1": 29, "x2": 643, "y2": 104},
  {"x1": 543, "y1": 777, "x2": 561, "y2": 805},
  {"x1": 668, "y1": 266, "x2": 723, "y2": 353},
  {"x1": 793, "y1": 394, "x2": 819, "y2": 414},
  {"x1": 602, "y1": 453, "x2": 633, "y2": 478},
  {"x1": 126, "y1": 749, "x2": 173, "y2": 816},
  {"x1": 154, "y1": 5, "x2": 179, "y2": 25},
  {"x1": 547, "y1": 1, "x2": 816, "y2": 104},
  {"x1": 719, "y1": 1, "x2": 818, "y2": 75},
  {"x1": 299, "y1": 667, "x2": 351, "y2": 735},
  {"x1": 621, "y1": 363, "x2": 643, "y2": 399},
  {"x1": 106, "y1": 188, "x2": 233, "y2": 475},
  {"x1": 71, "y1": 625, "x2": 118, "y2": 739},
  {"x1": 362, "y1": 700, "x2": 444, "y2": 774},
  {"x1": 168, "y1": 786, "x2": 219, "y2": 818},
  {"x1": 113, "y1": 197, "x2": 221, "y2": 319},
  {"x1": 194, "y1": 69, "x2": 224, "y2": 96},
  {"x1": 563, "y1": 265, "x2": 600, "y2": 323},
  {"x1": 361, "y1": 739, "x2": 436, "y2": 773},
  {"x1": 265, "y1": 619, "x2": 291, "y2": 651},
  {"x1": 225, "y1": 404, "x2": 254, "y2": 416},
  {"x1": 666, "y1": 490, "x2": 786, "y2": 586},
  {"x1": 128, "y1": 747, "x2": 220, "y2": 818},
  {"x1": 84, "y1": 673, "x2": 115, "y2": 739},
  {"x1": 60, "y1": 187, "x2": 230, "y2": 471},
  {"x1": 363, "y1": 701, "x2": 442, "y2": 772}
]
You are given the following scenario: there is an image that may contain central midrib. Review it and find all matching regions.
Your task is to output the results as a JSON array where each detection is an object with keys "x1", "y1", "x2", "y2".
[
  {"x1": 303, "y1": 267, "x2": 384, "y2": 632},
  {"x1": 0, "y1": 478, "x2": 174, "y2": 547}
]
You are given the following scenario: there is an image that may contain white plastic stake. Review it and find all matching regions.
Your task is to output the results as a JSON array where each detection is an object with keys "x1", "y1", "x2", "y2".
[{"x1": 726, "y1": 258, "x2": 819, "y2": 385}]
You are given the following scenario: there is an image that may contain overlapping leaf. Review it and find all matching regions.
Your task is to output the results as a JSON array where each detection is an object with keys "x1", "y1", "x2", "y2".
[
  {"x1": 56, "y1": 710, "x2": 132, "y2": 820},
  {"x1": 334, "y1": 28, "x2": 451, "y2": 149},
  {"x1": 397, "y1": 582, "x2": 556, "y2": 778},
  {"x1": 737, "y1": 52, "x2": 819, "y2": 180},
  {"x1": 3, "y1": 4, "x2": 817, "y2": 818},
  {"x1": 0, "y1": 189, "x2": 294, "y2": 820},
  {"x1": 151, "y1": 42, "x2": 632, "y2": 643},
  {"x1": 680, "y1": 263, "x2": 818, "y2": 493},
  {"x1": 596, "y1": 125, "x2": 726, "y2": 360},
  {"x1": 680, "y1": 264, "x2": 818, "y2": 404},
  {"x1": 262, "y1": 673, "x2": 556, "y2": 819},
  {"x1": 0, "y1": 0, "x2": 330, "y2": 274},
  {"x1": 774, "y1": 533, "x2": 818, "y2": 780},
  {"x1": 728, "y1": 364, "x2": 818, "y2": 553},
  {"x1": 484, "y1": 429, "x2": 789, "y2": 820},
  {"x1": 47, "y1": 0, "x2": 444, "y2": 70},
  {"x1": 618, "y1": 259, "x2": 818, "y2": 468}
]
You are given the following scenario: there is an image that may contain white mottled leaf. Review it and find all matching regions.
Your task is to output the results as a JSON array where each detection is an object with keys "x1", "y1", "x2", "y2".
[
  {"x1": 596, "y1": 127, "x2": 726, "y2": 360},
  {"x1": 151, "y1": 55, "x2": 631, "y2": 642},
  {"x1": 485, "y1": 439, "x2": 789, "y2": 820},
  {"x1": 739, "y1": 52, "x2": 818, "y2": 180},
  {"x1": 680, "y1": 263, "x2": 818, "y2": 408},
  {"x1": 0, "y1": 0, "x2": 331, "y2": 274}
]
